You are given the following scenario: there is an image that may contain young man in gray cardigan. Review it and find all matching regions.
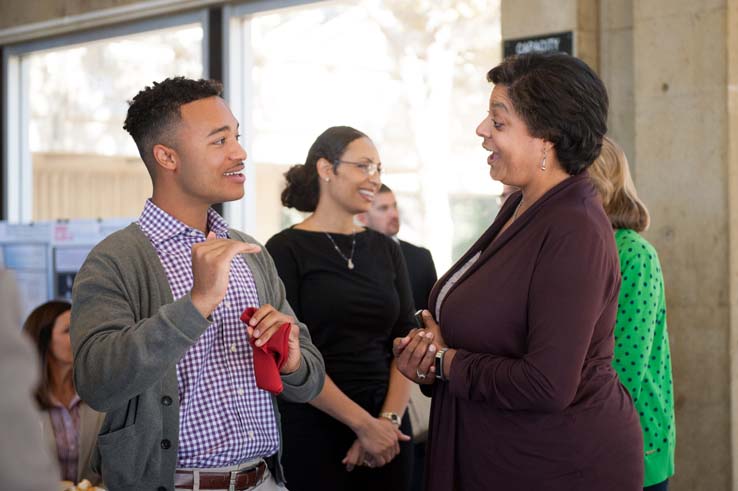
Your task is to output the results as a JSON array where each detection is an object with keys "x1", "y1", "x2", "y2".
[{"x1": 70, "y1": 77, "x2": 325, "y2": 491}]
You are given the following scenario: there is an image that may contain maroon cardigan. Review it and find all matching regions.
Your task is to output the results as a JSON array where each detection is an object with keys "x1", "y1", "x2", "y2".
[{"x1": 425, "y1": 174, "x2": 644, "y2": 491}]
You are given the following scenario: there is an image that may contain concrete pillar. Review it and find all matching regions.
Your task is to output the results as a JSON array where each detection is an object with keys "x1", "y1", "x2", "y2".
[
  {"x1": 728, "y1": 0, "x2": 738, "y2": 488},
  {"x1": 503, "y1": 0, "x2": 733, "y2": 489},
  {"x1": 632, "y1": 1, "x2": 730, "y2": 488},
  {"x1": 599, "y1": 0, "x2": 635, "y2": 164}
]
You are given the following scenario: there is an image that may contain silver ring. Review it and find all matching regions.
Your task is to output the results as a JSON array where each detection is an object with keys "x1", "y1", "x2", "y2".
[{"x1": 416, "y1": 368, "x2": 427, "y2": 380}]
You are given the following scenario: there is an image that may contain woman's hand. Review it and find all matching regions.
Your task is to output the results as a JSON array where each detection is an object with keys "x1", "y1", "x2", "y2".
[
  {"x1": 353, "y1": 416, "x2": 410, "y2": 466},
  {"x1": 393, "y1": 326, "x2": 438, "y2": 384},
  {"x1": 342, "y1": 439, "x2": 365, "y2": 472},
  {"x1": 419, "y1": 310, "x2": 447, "y2": 349},
  {"x1": 419, "y1": 311, "x2": 457, "y2": 382}
]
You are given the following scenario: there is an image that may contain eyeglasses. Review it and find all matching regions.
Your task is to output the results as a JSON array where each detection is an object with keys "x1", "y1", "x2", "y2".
[{"x1": 334, "y1": 159, "x2": 382, "y2": 176}]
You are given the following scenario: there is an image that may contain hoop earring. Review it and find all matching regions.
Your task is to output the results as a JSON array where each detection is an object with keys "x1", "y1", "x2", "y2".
[{"x1": 540, "y1": 148, "x2": 547, "y2": 171}]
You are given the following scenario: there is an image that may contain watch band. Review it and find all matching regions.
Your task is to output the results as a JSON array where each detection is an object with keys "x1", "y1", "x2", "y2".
[
  {"x1": 435, "y1": 348, "x2": 449, "y2": 381},
  {"x1": 379, "y1": 412, "x2": 401, "y2": 426}
]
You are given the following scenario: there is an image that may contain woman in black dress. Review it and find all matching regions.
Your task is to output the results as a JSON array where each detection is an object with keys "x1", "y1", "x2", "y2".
[{"x1": 266, "y1": 126, "x2": 416, "y2": 491}]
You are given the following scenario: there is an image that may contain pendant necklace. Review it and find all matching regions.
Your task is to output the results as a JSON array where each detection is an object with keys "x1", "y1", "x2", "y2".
[
  {"x1": 512, "y1": 198, "x2": 524, "y2": 222},
  {"x1": 324, "y1": 231, "x2": 356, "y2": 270}
]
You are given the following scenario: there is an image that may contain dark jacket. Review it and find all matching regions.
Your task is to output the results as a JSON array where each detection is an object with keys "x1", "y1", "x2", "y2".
[
  {"x1": 425, "y1": 174, "x2": 644, "y2": 491},
  {"x1": 399, "y1": 240, "x2": 437, "y2": 311}
]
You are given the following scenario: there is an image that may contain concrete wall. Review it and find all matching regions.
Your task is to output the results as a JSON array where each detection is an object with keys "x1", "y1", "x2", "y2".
[
  {"x1": 730, "y1": 0, "x2": 738, "y2": 488},
  {"x1": 503, "y1": 0, "x2": 733, "y2": 489},
  {"x1": 600, "y1": 0, "x2": 635, "y2": 164},
  {"x1": 633, "y1": 1, "x2": 730, "y2": 488}
]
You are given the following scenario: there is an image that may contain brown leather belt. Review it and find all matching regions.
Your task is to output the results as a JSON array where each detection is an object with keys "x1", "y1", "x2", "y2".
[{"x1": 174, "y1": 461, "x2": 267, "y2": 490}]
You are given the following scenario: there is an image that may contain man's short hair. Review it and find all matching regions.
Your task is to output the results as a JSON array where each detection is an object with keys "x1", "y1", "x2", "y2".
[
  {"x1": 123, "y1": 77, "x2": 223, "y2": 177},
  {"x1": 378, "y1": 183, "x2": 392, "y2": 194}
]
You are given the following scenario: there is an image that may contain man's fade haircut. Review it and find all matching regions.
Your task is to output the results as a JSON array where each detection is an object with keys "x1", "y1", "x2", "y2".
[{"x1": 123, "y1": 77, "x2": 224, "y2": 177}]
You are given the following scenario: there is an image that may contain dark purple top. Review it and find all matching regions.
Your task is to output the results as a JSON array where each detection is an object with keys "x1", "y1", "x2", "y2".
[{"x1": 425, "y1": 174, "x2": 644, "y2": 491}]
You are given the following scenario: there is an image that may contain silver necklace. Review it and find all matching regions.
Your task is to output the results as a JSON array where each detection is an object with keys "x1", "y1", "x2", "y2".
[
  {"x1": 512, "y1": 198, "x2": 524, "y2": 222},
  {"x1": 324, "y1": 231, "x2": 356, "y2": 270}
]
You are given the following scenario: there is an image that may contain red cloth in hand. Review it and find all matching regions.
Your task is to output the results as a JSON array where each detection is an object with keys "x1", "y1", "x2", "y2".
[{"x1": 240, "y1": 307, "x2": 291, "y2": 395}]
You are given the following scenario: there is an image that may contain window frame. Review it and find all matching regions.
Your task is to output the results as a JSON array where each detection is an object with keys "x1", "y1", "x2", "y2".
[
  {"x1": 221, "y1": 0, "x2": 321, "y2": 233},
  {"x1": 1, "y1": 10, "x2": 210, "y2": 222}
]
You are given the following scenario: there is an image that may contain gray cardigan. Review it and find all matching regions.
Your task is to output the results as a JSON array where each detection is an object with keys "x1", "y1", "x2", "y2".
[{"x1": 70, "y1": 223, "x2": 325, "y2": 491}]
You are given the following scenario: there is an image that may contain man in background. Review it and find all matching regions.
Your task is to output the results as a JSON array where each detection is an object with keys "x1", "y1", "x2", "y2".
[
  {"x1": 358, "y1": 184, "x2": 437, "y2": 311},
  {"x1": 357, "y1": 183, "x2": 436, "y2": 491}
]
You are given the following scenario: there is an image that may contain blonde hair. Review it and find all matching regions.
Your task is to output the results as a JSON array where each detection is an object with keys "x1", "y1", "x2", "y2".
[{"x1": 588, "y1": 136, "x2": 650, "y2": 232}]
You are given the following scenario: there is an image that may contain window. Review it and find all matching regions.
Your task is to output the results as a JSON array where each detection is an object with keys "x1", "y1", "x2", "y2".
[
  {"x1": 226, "y1": 0, "x2": 502, "y2": 270},
  {"x1": 4, "y1": 13, "x2": 206, "y2": 222}
]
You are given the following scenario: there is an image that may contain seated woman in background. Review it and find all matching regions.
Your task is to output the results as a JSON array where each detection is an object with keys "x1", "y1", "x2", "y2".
[
  {"x1": 266, "y1": 126, "x2": 415, "y2": 491},
  {"x1": 23, "y1": 300, "x2": 104, "y2": 486},
  {"x1": 589, "y1": 136, "x2": 676, "y2": 491}
]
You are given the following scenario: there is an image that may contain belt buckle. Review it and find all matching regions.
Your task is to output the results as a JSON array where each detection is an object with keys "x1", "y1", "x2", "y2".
[{"x1": 229, "y1": 470, "x2": 238, "y2": 491}]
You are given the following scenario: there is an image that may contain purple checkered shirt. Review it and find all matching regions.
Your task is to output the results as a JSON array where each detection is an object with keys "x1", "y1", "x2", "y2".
[
  {"x1": 48, "y1": 394, "x2": 81, "y2": 482},
  {"x1": 137, "y1": 199, "x2": 280, "y2": 468}
]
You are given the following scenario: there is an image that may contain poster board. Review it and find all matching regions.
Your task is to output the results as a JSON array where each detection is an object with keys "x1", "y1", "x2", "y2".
[{"x1": 0, "y1": 219, "x2": 131, "y2": 321}]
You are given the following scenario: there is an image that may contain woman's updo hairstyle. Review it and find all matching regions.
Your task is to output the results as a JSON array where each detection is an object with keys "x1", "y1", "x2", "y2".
[
  {"x1": 487, "y1": 52, "x2": 609, "y2": 175},
  {"x1": 281, "y1": 126, "x2": 368, "y2": 212}
]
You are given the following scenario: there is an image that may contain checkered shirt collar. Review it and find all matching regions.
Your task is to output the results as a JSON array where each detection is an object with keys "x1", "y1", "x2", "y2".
[{"x1": 138, "y1": 199, "x2": 230, "y2": 245}]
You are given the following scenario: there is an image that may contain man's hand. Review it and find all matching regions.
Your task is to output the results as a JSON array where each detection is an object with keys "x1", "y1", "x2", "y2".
[
  {"x1": 246, "y1": 304, "x2": 302, "y2": 374},
  {"x1": 190, "y1": 232, "x2": 261, "y2": 318}
]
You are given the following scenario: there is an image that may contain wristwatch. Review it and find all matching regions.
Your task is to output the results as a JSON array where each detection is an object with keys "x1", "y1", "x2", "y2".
[
  {"x1": 435, "y1": 348, "x2": 449, "y2": 382},
  {"x1": 379, "y1": 412, "x2": 401, "y2": 426}
]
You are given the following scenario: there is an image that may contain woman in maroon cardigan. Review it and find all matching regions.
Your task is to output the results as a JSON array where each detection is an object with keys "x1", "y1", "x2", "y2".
[{"x1": 393, "y1": 52, "x2": 644, "y2": 490}]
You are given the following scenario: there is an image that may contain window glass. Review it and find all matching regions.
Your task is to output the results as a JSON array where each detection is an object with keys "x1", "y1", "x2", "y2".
[
  {"x1": 232, "y1": 0, "x2": 501, "y2": 270},
  {"x1": 25, "y1": 24, "x2": 203, "y2": 220}
]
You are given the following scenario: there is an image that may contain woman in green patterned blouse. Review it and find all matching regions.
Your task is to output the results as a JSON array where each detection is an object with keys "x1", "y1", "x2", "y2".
[{"x1": 589, "y1": 136, "x2": 676, "y2": 491}]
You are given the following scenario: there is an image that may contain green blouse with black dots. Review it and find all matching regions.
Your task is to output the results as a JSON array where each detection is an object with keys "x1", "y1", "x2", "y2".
[{"x1": 612, "y1": 228, "x2": 676, "y2": 486}]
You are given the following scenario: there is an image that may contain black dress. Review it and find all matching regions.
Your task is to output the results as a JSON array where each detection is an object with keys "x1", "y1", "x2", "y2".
[{"x1": 266, "y1": 227, "x2": 416, "y2": 491}]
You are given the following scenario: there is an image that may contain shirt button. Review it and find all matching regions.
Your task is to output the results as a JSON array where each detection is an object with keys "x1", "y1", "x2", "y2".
[
  {"x1": 161, "y1": 396, "x2": 173, "y2": 406},
  {"x1": 230, "y1": 343, "x2": 237, "y2": 353},
  {"x1": 160, "y1": 439, "x2": 171, "y2": 450},
  {"x1": 223, "y1": 300, "x2": 231, "y2": 309},
  {"x1": 237, "y1": 388, "x2": 245, "y2": 396},
  {"x1": 248, "y1": 430, "x2": 255, "y2": 440}
]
